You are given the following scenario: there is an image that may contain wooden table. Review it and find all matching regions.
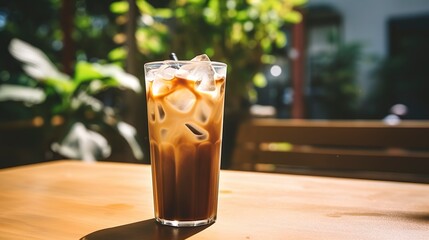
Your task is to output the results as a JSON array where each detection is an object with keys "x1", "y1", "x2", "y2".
[{"x1": 1, "y1": 161, "x2": 428, "y2": 240}]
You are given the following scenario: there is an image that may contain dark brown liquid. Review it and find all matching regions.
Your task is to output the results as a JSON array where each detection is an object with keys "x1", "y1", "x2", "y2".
[{"x1": 146, "y1": 76, "x2": 225, "y2": 221}]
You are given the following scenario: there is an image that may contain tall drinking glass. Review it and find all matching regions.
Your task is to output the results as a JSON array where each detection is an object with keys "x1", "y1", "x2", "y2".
[{"x1": 144, "y1": 58, "x2": 226, "y2": 227}]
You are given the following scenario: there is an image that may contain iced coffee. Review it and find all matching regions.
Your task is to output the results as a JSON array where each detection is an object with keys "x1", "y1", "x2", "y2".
[{"x1": 144, "y1": 55, "x2": 226, "y2": 227}]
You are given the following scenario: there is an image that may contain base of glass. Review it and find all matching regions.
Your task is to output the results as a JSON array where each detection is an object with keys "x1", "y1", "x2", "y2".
[{"x1": 156, "y1": 217, "x2": 216, "y2": 227}]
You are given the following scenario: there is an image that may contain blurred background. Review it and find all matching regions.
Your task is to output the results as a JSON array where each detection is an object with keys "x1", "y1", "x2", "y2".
[{"x1": 0, "y1": 0, "x2": 428, "y2": 169}]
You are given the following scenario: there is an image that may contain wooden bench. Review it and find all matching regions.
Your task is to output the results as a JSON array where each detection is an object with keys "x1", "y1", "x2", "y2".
[{"x1": 231, "y1": 119, "x2": 429, "y2": 181}]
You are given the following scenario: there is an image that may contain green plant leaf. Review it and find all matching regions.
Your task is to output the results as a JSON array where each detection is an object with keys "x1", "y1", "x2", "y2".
[
  {"x1": 91, "y1": 64, "x2": 141, "y2": 93},
  {"x1": 74, "y1": 61, "x2": 103, "y2": 83},
  {"x1": 154, "y1": 8, "x2": 173, "y2": 18},
  {"x1": 51, "y1": 122, "x2": 111, "y2": 161},
  {"x1": 116, "y1": 121, "x2": 144, "y2": 160},
  {"x1": 253, "y1": 72, "x2": 267, "y2": 88},
  {"x1": 9, "y1": 39, "x2": 70, "y2": 81},
  {"x1": 136, "y1": 28, "x2": 165, "y2": 54},
  {"x1": 110, "y1": 1, "x2": 129, "y2": 14},
  {"x1": 0, "y1": 84, "x2": 46, "y2": 104},
  {"x1": 43, "y1": 77, "x2": 75, "y2": 94},
  {"x1": 282, "y1": 10, "x2": 302, "y2": 23},
  {"x1": 261, "y1": 54, "x2": 276, "y2": 64},
  {"x1": 275, "y1": 32, "x2": 287, "y2": 48},
  {"x1": 136, "y1": 0, "x2": 154, "y2": 15},
  {"x1": 175, "y1": 8, "x2": 186, "y2": 18},
  {"x1": 108, "y1": 47, "x2": 127, "y2": 61},
  {"x1": 187, "y1": 0, "x2": 205, "y2": 4},
  {"x1": 290, "y1": 0, "x2": 308, "y2": 6}
]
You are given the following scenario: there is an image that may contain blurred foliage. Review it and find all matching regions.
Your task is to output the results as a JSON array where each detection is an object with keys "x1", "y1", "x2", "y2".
[
  {"x1": 0, "y1": 0, "x2": 61, "y2": 89},
  {"x1": 0, "y1": 0, "x2": 306, "y2": 164},
  {"x1": 372, "y1": 36, "x2": 429, "y2": 119},
  {"x1": 0, "y1": 0, "x2": 59, "y2": 125},
  {"x1": 110, "y1": 0, "x2": 307, "y2": 112},
  {"x1": 0, "y1": 0, "x2": 140, "y2": 161},
  {"x1": 73, "y1": 0, "x2": 119, "y2": 61},
  {"x1": 0, "y1": 39, "x2": 143, "y2": 161},
  {"x1": 309, "y1": 32, "x2": 361, "y2": 119},
  {"x1": 0, "y1": 0, "x2": 119, "y2": 78},
  {"x1": 0, "y1": 0, "x2": 121, "y2": 120}
]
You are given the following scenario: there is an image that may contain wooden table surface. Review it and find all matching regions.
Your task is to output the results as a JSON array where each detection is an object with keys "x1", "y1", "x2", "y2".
[{"x1": 0, "y1": 160, "x2": 428, "y2": 240}]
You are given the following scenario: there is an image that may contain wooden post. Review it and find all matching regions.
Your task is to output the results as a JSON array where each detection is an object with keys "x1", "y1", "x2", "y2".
[
  {"x1": 291, "y1": 13, "x2": 305, "y2": 119},
  {"x1": 126, "y1": 0, "x2": 139, "y2": 77},
  {"x1": 60, "y1": 0, "x2": 75, "y2": 75},
  {"x1": 123, "y1": 0, "x2": 148, "y2": 162},
  {"x1": 123, "y1": 0, "x2": 144, "y2": 126}
]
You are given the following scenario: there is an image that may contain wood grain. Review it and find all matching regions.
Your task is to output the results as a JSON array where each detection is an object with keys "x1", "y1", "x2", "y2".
[{"x1": 0, "y1": 160, "x2": 428, "y2": 240}]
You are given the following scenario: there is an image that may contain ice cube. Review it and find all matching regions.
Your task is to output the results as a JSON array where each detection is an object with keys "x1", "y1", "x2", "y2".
[
  {"x1": 147, "y1": 99, "x2": 156, "y2": 122},
  {"x1": 175, "y1": 54, "x2": 216, "y2": 92},
  {"x1": 196, "y1": 73, "x2": 216, "y2": 92},
  {"x1": 145, "y1": 69, "x2": 157, "y2": 82},
  {"x1": 161, "y1": 128, "x2": 168, "y2": 139},
  {"x1": 175, "y1": 62, "x2": 214, "y2": 81},
  {"x1": 195, "y1": 100, "x2": 211, "y2": 124},
  {"x1": 214, "y1": 66, "x2": 227, "y2": 80},
  {"x1": 151, "y1": 78, "x2": 172, "y2": 96},
  {"x1": 157, "y1": 64, "x2": 176, "y2": 80},
  {"x1": 146, "y1": 64, "x2": 176, "y2": 82},
  {"x1": 190, "y1": 54, "x2": 211, "y2": 62},
  {"x1": 157, "y1": 103, "x2": 166, "y2": 121},
  {"x1": 165, "y1": 88, "x2": 196, "y2": 112}
]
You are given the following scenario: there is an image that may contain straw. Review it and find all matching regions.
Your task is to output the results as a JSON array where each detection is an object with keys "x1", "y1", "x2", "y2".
[
  {"x1": 169, "y1": 53, "x2": 178, "y2": 61},
  {"x1": 169, "y1": 53, "x2": 179, "y2": 69}
]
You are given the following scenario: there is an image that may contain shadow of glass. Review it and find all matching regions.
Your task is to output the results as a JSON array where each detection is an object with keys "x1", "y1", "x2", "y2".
[
  {"x1": 399, "y1": 212, "x2": 429, "y2": 223},
  {"x1": 80, "y1": 218, "x2": 212, "y2": 240}
]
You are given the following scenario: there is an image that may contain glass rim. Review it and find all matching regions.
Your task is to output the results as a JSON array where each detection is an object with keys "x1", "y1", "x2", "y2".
[{"x1": 144, "y1": 60, "x2": 227, "y2": 68}]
